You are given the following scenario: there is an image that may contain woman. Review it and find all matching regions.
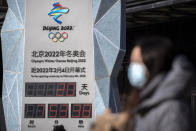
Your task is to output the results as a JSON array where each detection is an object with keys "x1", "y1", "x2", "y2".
[{"x1": 90, "y1": 35, "x2": 195, "y2": 131}]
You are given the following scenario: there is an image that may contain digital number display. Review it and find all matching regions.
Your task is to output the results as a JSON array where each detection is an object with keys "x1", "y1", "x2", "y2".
[
  {"x1": 25, "y1": 104, "x2": 45, "y2": 118},
  {"x1": 25, "y1": 82, "x2": 76, "y2": 97},
  {"x1": 24, "y1": 103, "x2": 92, "y2": 118},
  {"x1": 71, "y1": 104, "x2": 92, "y2": 118},
  {"x1": 48, "y1": 104, "x2": 69, "y2": 118}
]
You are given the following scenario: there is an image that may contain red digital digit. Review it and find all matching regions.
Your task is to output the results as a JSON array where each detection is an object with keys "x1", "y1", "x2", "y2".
[
  {"x1": 67, "y1": 83, "x2": 76, "y2": 96},
  {"x1": 49, "y1": 104, "x2": 58, "y2": 118},
  {"x1": 59, "y1": 104, "x2": 69, "y2": 118},
  {"x1": 82, "y1": 104, "x2": 92, "y2": 118},
  {"x1": 56, "y1": 83, "x2": 65, "y2": 96},
  {"x1": 72, "y1": 104, "x2": 81, "y2": 118},
  {"x1": 36, "y1": 104, "x2": 45, "y2": 118}
]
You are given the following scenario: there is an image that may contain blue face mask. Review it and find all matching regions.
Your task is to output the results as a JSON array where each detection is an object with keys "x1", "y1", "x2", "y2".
[{"x1": 128, "y1": 63, "x2": 147, "y2": 88}]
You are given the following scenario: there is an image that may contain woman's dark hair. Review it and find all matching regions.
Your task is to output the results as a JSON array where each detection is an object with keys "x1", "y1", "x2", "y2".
[
  {"x1": 53, "y1": 125, "x2": 66, "y2": 131},
  {"x1": 125, "y1": 35, "x2": 175, "y2": 131},
  {"x1": 135, "y1": 35, "x2": 175, "y2": 83}
]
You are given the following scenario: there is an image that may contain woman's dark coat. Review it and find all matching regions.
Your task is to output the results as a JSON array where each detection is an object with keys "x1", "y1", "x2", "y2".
[{"x1": 133, "y1": 56, "x2": 195, "y2": 131}]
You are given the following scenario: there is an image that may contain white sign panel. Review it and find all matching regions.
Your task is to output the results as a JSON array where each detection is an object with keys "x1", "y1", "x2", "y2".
[{"x1": 22, "y1": 0, "x2": 95, "y2": 131}]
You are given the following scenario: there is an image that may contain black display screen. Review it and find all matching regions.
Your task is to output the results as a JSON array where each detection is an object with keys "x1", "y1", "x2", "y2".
[
  {"x1": 71, "y1": 104, "x2": 92, "y2": 118},
  {"x1": 24, "y1": 103, "x2": 92, "y2": 118},
  {"x1": 48, "y1": 104, "x2": 69, "y2": 118},
  {"x1": 25, "y1": 82, "x2": 76, "y2": 97},
  {"x1": 25, "y1": 104, "x2": 45, "y2": 118}
]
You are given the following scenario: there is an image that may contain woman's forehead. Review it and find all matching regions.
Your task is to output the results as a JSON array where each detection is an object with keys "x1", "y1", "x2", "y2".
[{"x1": 130, "y1": 46, "x2": 143, "y2": 63}]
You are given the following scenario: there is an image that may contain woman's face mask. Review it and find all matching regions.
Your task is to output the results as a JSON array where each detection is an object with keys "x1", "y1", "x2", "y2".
[{"x1": 128, "y1": 63, "x2": 147, "y2": 88}]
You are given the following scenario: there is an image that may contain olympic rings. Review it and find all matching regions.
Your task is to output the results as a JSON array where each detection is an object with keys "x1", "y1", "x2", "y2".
[{"x1": 48, "y1": 32, "x2": 68, "y2": 42}]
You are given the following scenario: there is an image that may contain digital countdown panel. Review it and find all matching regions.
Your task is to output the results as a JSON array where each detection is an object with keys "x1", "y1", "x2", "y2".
[
  {"x1": 25, "y1": 82, "x2": 76, "y2": 97},
  {"x1": 71, "y1": 104, "x2": 92, "y2": 118},
  {"x1": 25, "y1": 104, "x2": 45, "y2": 118},
  {"x1": 24, "y1": 103, "x2": 93, "y2": 119},
  {"x1": 22, "y1": 0, "x2": 95, "y2": 131},
  {"x1": 48, "y1": 104, "x2": 69, "y2": 118}
]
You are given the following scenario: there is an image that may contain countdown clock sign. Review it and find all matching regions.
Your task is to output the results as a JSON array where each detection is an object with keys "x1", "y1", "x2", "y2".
[{"x1": 22, "y1": 0, "x2": 95, "y2": 131}]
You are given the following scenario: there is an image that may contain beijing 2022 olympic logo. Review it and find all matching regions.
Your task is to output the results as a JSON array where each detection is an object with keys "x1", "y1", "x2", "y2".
[
  {"x1": 48, "y1": 2, "x2": 69, "y2": 24},
  {"x1": 48, "y1": 32, "x2": 68, "y2": 42}
]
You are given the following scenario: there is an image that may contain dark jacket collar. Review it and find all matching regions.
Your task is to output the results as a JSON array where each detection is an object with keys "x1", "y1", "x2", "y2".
[{"x1": 136, "y1": 55, "x2": 195, "y2": 113}]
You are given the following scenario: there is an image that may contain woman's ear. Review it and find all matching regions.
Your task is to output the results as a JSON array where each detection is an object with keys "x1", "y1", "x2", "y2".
[{"x1": 146, "y1": 68, "x2": 150, "y2": 79}]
